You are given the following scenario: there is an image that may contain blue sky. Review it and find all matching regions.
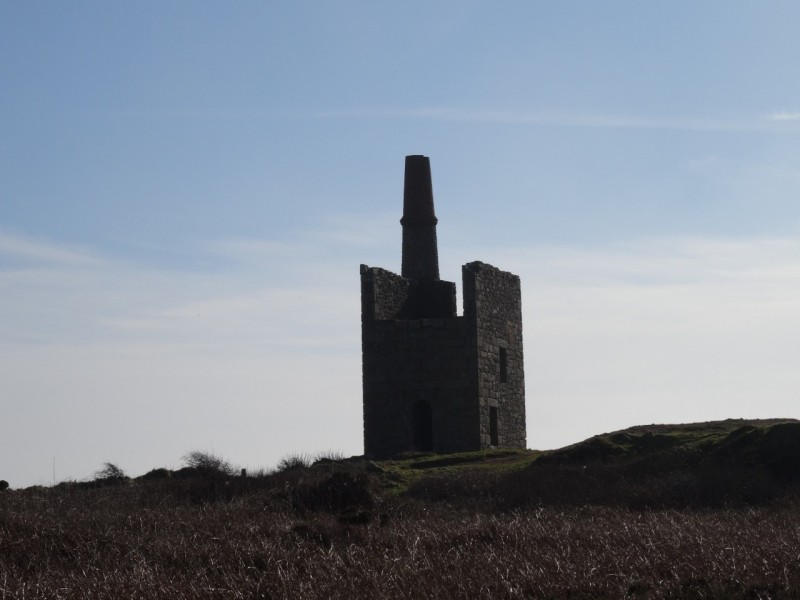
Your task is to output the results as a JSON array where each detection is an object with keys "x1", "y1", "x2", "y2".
[{"x1": 3, "y1": 2, "x2": 800, "y2": 487}]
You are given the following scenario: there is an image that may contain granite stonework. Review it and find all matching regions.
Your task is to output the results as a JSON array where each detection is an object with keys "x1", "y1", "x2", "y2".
[{"x1": 361, "y1": 156, "x2": 526, "y2": 457}]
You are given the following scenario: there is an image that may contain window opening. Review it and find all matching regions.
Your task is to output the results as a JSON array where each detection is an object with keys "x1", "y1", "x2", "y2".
[
  {"x1": 489, "y1": 407, "x2": 499, "y2": 446},
  {"x1": 499, "y1": 347, "x2": 508, "y2": 383},
  {"x1": 411, "y1": 400, "x2": 433, "y2": 452}
]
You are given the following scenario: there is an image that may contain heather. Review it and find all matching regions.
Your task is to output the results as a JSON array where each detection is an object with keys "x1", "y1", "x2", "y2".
[{"x1": 3, "y1": 420, "x2": 800, "y2": 599}]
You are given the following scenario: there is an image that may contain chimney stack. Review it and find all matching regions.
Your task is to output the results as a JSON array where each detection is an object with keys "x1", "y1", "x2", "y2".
[{"x1": 401, "y1": 155, "x2": 440, "y2": 281}]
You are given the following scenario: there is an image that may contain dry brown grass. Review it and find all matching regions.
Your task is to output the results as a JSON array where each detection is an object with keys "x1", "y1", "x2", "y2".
[{"x1": 3, "y1": 478, "x2": 800, "y2": 599}]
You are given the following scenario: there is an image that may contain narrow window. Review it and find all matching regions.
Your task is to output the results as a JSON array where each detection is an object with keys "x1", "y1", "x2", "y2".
[
  {"x1": 489, "y1": 407, "x2": 499, "y2": 446},
  {"x1": 412, "y1": 400, "x2": 433, "y2": 452},
  {"x1": 499, "y1": 347, "x2": 508, "y2": 383}
]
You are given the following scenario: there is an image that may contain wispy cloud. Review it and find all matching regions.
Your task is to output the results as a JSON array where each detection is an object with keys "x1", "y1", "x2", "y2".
[
  {"x1": 110, "y1": 106, "x2": 800, "y2": 133},
  {"x1": 0, "y1": 230, "x2": 106, "y2": 266},
  {"x1": 324, "y1": 107, "x2": 742, "y2": 131},
  {"x1": 307, "y1": 107, "x2": 785, "y2": 133},
  {"x1": 768, "y1": 111, "x2": 800, "y2": 121}
]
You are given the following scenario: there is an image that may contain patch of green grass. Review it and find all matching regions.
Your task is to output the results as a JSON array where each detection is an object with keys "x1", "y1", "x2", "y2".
[{"x1": 371, "y1": 448, "x2": 538, "y2": 494}]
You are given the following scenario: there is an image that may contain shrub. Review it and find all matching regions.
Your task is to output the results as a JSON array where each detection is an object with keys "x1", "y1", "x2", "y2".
[
  {"x1": 94, "y1": 462, "x2": 126, "y2": 481},
  {"x1": 276, "y1": 453, "x2": 313, "y2": 473},
  {"x1": 181, "y1": 451, "x2": 235, "y2": 477}
]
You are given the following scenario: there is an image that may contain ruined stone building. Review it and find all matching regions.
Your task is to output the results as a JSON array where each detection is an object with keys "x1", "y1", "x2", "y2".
[{"x1": 360, "y1": 155, "x2": 526, "y2": 457}]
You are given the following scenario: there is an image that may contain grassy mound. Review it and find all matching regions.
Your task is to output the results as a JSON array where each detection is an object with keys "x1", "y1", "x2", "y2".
[{"x1": 401, "y1": 418, "x2": 800, "y2": 509}]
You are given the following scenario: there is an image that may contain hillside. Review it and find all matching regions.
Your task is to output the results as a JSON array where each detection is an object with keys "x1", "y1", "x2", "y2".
[
  {"x1": 11, "y1": 418, "x2": 799, "y2": 509},
  {"x1": 542, "y1": 418, "x2": 800, "y2": 469},
  {"x1": 397, "y1": 418, "x2": 800, "y2": 508},
  {"x1": 3, "y1": 419, "x2": 800, "y2": 598}
]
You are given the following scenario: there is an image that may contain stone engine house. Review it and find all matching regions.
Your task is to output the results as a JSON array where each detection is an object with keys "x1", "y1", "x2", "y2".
[{"x1": 360, "y1": 155, "x2": 526, "y2": 457}]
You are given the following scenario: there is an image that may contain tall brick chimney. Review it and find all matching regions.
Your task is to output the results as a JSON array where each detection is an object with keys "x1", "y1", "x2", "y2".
[{"x1": 401, "y1": 155, "x2": 440, "y2": 281}]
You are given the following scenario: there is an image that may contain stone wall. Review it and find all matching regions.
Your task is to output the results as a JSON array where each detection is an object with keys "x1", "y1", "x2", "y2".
[
  {"x1": 361, "y1": 260, "x2": 526, "y2": 456},
  {"x1": 362, "y1": 316, "x2": 478, "y2": 457},
  {"x1": 463, "y1": 261, "x2": 527, "y2": 449},
  {"x1": 361, "y1": 265, "x2": 456, "y2": 321},
  {"x1": 360, "y1": 266, "x2": 410, "y2": 321},
  {"x1": 361, "y1": 264, "x2": 477, "y2": 456}
]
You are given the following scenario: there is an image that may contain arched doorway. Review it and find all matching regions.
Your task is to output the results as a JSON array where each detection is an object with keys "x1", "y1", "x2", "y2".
[{"x1": 411, "y1": 400, "x2": 433, "y2": 451}]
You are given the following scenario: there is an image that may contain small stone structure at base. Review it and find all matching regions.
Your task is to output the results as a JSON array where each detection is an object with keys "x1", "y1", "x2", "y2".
[{"x1": 361, "y1": 155, "x2": 526, "y2": 457}]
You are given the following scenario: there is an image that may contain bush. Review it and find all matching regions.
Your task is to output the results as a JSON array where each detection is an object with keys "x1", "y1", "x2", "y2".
[
  {"x1": 276, "y1": 453, "x2": 313, "y2": 473},
  {"x1": 94, "y1": 462, "x2": 126, "y2": 481},
  {"x1": 181, "y1": 451, "x2": 235, "y2": 477}
]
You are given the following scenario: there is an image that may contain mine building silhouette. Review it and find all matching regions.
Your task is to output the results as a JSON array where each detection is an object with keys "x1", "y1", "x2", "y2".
[{"x1": 360, "y1": 155, "x2": 526, "y2": 456}]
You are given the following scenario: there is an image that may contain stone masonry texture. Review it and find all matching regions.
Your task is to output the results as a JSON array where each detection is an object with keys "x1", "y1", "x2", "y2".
[{"x1": 361, "y1": 156, "x2": 526, "y2": 457}]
